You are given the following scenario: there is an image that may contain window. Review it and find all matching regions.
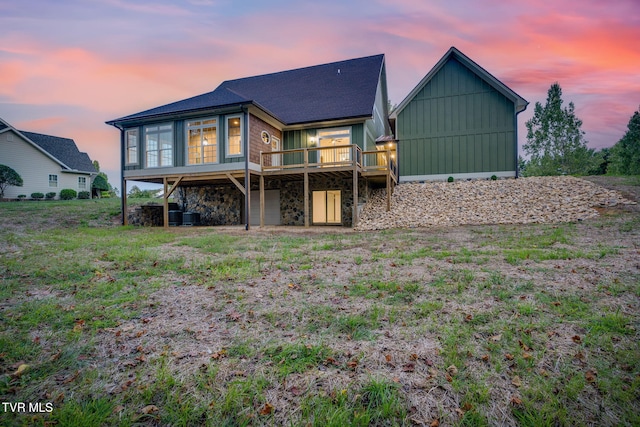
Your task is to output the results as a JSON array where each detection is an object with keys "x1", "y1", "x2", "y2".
[
  {"x1": 187, "y1": 118, "x2": 218, "y2": 164},
  {"x1": 49, "y1": 174, "x2": 58, "y2": 187},
  {"x1": 317, "y1": 128, "x2": 351, "y2": 164},
  {"x1": 125, "y1": 129, "x2": 138, "y2": 165},
  {"x1": 78, "y1": 176, "x2": 86, "y2": 189},
  {"x1": 226, "y1": 116, "x2": 242, "y2": 157},
  {"x1": 145, "y1": 124, "x2": 173, "y2": 168}
]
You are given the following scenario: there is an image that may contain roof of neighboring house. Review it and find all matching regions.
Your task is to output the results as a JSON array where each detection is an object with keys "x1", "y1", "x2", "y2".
[
  {"x1": 0, "y1": 122, "x2": 7, "y2": 131},
  {"x1": 391, "y1": 47, "x2": 528, "y2": 119},
  {"x1": 107, "y1": 54, "x2": 386, "y2": 126},
  {"x1": 19, "y1": 131, "x2": 96, "y2": 173}
]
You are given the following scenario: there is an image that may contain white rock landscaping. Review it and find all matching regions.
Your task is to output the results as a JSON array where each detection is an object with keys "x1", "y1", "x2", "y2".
[{"x1": 356, "y1": 176, "x2": 636, "y2": 231}]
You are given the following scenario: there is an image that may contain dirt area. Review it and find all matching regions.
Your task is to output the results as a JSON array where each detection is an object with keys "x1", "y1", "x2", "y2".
[
  {"x1": 89, "y1": 178, "x2": 639, "y2": 425},
  {"x1": 2, "y1": 176, "x2": 638, "y2": 425}
]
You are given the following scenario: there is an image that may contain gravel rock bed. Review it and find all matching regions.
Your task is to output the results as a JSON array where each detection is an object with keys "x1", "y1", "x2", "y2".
[{"x1": 356, "y1": 176, "x2": 636, "y2": 231}]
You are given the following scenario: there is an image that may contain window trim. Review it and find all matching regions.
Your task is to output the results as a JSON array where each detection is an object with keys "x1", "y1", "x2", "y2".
[
  {"x1": 78, "y1": 176, "x2": 87, "y2": 189},
  {"x1": 144, "y1": 123, "x2": 174, "y2": 168},
  {"x1": 225, "y1": 115, "x2": 244, "y2": 158},
  {"x1": 185, "y1": 117, "x2": 219, "y2": 165},
  {"x1": 125, "y1": 128, "x2": 139, "y2": 165},
  {"x1": 49, "y1": 174, "x2": 58, "y2": 187}
]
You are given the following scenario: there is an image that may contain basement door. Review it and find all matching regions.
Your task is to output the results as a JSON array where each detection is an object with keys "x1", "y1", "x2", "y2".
[
  {"x1": 312, "y1": 190, "x2": 341, "y2": 224},
  {"x1": 249, "y1": 190, "x2": 280, "y2": 225}
]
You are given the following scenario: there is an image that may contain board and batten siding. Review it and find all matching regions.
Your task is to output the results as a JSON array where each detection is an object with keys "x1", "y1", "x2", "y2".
[
  {"x1": 397, "y1": 57, "x2": 517, "y2": 180},
  {"x1": 0, "y1": 130, "x2": 89, "y2": 198}
]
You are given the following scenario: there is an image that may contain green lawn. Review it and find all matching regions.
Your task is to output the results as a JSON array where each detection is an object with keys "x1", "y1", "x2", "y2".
[{"x1": 0, "y1": 192, "x2": 638, "y2": 426}]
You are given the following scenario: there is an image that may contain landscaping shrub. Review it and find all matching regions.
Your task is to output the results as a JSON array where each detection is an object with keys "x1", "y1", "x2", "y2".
[
  {"x1": 491, "y1": 175, "x2": 498, "y2": 180},
  {"x1": 46, "y1": 192, "x2": 56, "y2": 199},
  {"x1": 447, "y1": 176, "x2": 454, "y2": 182},
  {"x1": 17, "y1": 194, "x2": 26, "y2": 200},
  {"x1": 59, "y1": 189, "x2": 77, "y2": 200},
  {"x1": 78, "y1": 191, "x2": 91, "y2": 199},
  {"x1": 31, "y1": 192, "x2": 45, "y2": 199}
]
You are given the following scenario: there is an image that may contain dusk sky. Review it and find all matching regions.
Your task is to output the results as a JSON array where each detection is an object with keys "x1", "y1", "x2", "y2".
[{"x1": 1, "y1": 0, "x2": 639, "y2": 187}]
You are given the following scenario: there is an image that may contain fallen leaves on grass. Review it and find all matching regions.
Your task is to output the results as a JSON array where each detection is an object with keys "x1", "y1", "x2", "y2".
[
  {"x1": 572, "y1": 335, "x2": 582, "y2": 343},
  {"x1": 511, "y1": 376, "x2": 522, "y2": 387},
  {"x1": 585, "y1": 370, "x2": 597, "y2": 383},
  {"x1": 259, "y1": 402, "x2": 274, "y2": 415},
  {"x1": 141, "y1": 405, "x2": 159, "y2": 414},
  {"x1": 11, "y1": 363, "x2": 29, "y2": 377}
]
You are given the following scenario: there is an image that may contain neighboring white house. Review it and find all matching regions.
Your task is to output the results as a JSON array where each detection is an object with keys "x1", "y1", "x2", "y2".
[{"x1": 0, "y1": 117, "x2": 96, "y2": 199}]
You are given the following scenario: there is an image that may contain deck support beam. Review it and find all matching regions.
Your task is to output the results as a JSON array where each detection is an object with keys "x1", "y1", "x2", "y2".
[
  {"x1": 304, "y1": 171, "x2": 309, "y2": 228},
  {"x1": 259, "y1": 174, "x2": 265, "y2": 228},
  {"x1": 122, "y1": 179, "x2": 128, "y2": 226},
  {"x1": 226, "y1": 173, "x2": 246, "y2": 196},
  {"x1": 353, "y1": 165, "x2": 359, "y2": 227},
  {"x1": 162, "y1": 176, "x2": 184, "y2": 228}
]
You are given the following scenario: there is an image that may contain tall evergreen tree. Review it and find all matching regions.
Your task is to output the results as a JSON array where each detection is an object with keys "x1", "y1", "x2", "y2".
[
  {"x1": 608, "y1": 106, "x2": 640, "y2": 175},
  {"x1": 523, "y1": 83, "x2": 599, "y2": 175}
]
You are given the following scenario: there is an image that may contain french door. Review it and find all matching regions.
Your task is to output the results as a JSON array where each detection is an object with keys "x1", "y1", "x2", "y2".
[{"x1": 312, "y1": 190, "x2": 341, "y2": 224}]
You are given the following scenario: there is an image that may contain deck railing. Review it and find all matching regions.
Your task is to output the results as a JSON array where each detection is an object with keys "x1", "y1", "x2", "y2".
[
  {"x1": 261, "y1": 144, "x2": 396, "y2": 180},
  {"x1": 261, "y1": 145, "x2": 361, "y2": 170}
]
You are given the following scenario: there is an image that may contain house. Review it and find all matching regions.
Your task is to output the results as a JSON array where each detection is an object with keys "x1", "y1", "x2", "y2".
[
  {"x1": 391, "y1": 47, "x2": 528, "y2": 181},
  {"x1": 0, "y1": 117, "x2": 97, "y2": 199},
  {"x1": 106, "y1": 54, "x2": 396, "y2": 228}
]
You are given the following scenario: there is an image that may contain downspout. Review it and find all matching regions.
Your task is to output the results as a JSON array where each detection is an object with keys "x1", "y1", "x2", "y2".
[
  {"x1": 514, "y1": 102, "x2": 529, "y2": 179},
  {"x1": 514, "y1": 104, "x2": 519, "y2": 178},
  {"x1": 243, "y1": 106, "x2": 250, "y2": 230},
  {"x1": 118, "y1": 125, "x2": 126, "y2": 225}
]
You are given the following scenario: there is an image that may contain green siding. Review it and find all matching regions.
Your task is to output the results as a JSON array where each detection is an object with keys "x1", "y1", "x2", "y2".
[
  {"x1": 398, "y1": 57, "x2": 516, "y2": 177},
  {"x1": 282, "y1": 123, "x2": 365, "y2": 166}
]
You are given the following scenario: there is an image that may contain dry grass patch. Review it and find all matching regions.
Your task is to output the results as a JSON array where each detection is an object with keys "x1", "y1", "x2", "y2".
[{"x1": 1, "y1": 179, "x2": 639, "y2": 426}]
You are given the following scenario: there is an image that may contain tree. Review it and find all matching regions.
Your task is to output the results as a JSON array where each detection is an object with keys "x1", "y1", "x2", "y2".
[
  {"x1": 0, "y1": 164, "x2": 23, "y2": 199},
  {"x1": 91, "y1": 159, "x2": 117, "y2": 197},
  {"x1": 608, "y1": 107, "x2": 640, "y2": 175},
  {"x1": 523, "y1": 83, "x2": 600, "y2": 176},
  {"x1": 92, "y1": 175, "x2": 110, "y2": 198},
  {"x1": 128, "y1": 185, "x2": 159, "y2": 198}
]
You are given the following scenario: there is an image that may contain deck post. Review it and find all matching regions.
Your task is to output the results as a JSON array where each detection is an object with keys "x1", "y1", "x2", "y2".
[
  {"x1": 163, "y1": 177, "x2": 169, "y2": 229},
  {"x1": 353, "y1": 165, "x2": 359, "y2": 227},
  {"x1": 304, "y1": 171, "x2": 309, "y2": 228},
  {"x1": 386, "y1": 149, "x2": 391, "y2": 212},
  {"x1": 304, "y1": 148, "x2": 310, "y2": 227},
  {"x1": 259, "y1": 174, "x2": 265, "y2": 228},
  {"x1": 122, "y1": 178, "x2": 128, "y2": 226}
]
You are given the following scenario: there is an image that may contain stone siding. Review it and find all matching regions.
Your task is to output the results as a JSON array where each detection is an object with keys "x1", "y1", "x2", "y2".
[
  {"x1": 153, "y1": 175, "x2": 375, "y2": 227},
  {"x1": 177, "y1": 184, "x2": 243, "y2": 226},
  {"x1": 275, "y1": 176, "x2": 370, "y2": 227}
]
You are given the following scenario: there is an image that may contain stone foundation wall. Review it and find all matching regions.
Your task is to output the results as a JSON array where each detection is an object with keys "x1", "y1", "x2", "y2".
[
  {"x1": 127, "y1": 204, "x2": 164, "y2": 226},
  {"x1": 158, "y1": 176, "x2": 375, "y2": 227},
  {"x1": 177, "y1": 185, "x2": 243, "y2": 226},
  {"x1": 275, "y1": 176, "x2": 370, "y2": 227}
]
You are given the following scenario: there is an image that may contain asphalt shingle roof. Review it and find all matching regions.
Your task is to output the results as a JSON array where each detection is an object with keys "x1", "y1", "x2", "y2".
[
  {"x1": 108, "y1": 54, "x2": 385, "y2": 126},
  {"x1": 20, "y1": 131, "x2": 96, "y2": 173}
]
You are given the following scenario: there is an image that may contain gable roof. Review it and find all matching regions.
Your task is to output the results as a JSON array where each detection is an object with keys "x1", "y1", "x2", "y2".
[
  {"x1": 2, "y1": 116, "x2": 95, "y2": 174},
  {"x1": 107, "y1": 54, "x2": 386, "y2": 127},
  {"x1": 18, "y1": 131, "x2": 96, "y2": 173},
  {"x1": 391, "y1": 47, "x2": 528, "y2": 119}
]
